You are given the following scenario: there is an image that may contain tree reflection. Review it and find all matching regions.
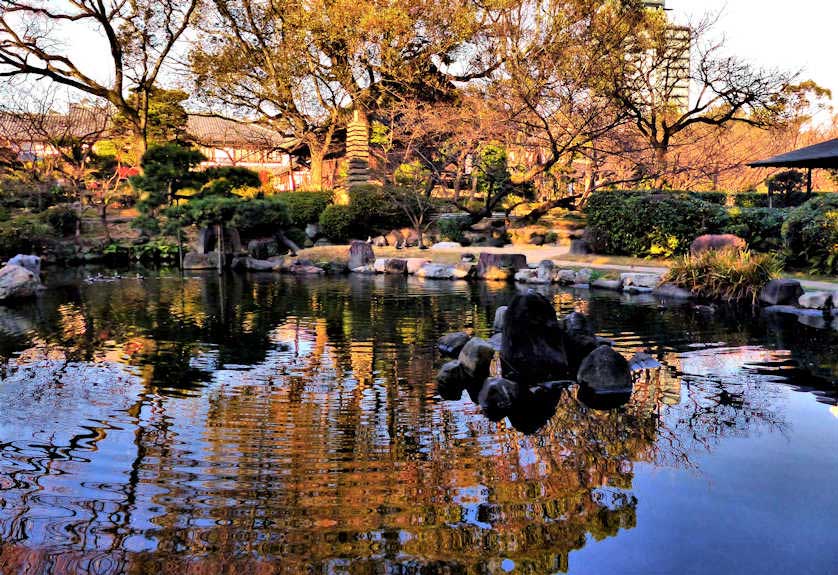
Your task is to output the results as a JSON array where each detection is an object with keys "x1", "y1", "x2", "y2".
[{"x1": 0, "y1": 272, "x2": 834, "y2": 574}]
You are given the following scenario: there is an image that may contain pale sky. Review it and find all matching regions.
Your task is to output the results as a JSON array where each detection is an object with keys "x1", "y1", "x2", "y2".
[
  {"x1": 52, "y1": 0, "x2": 838, "y2": 117},
  {"x1": 668, "y1": 0, "x2": 837, "y2": 105}
]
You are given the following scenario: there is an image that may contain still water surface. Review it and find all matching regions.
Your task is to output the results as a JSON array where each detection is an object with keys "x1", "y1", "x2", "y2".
[{"x1": 0, "y1": 269, "x2": 836, "y2": 574}]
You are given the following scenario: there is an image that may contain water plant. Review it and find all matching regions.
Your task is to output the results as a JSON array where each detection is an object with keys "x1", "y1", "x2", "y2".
[{"x1": 664, "y1": 248, "x2": 783, "y2": 304}]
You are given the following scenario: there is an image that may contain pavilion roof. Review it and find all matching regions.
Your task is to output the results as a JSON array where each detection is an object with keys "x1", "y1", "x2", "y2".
[{"x1": 749, "y1": 138, "x2": 838, "y2": 170}]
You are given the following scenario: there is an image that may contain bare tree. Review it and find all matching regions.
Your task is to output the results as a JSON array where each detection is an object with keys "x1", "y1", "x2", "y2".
[
  {"x1": 606, "y1": 11, "x2": 794, "y2": 187},
  {"x1": 0, "y1": 84, "x2": 111, "y2": 237},
  {"x1": 0, "y1": 0, "x2": 199, "y2": 159}
]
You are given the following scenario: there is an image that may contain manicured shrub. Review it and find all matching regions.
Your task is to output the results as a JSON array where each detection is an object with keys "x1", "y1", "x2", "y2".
[
  {"x1": 665, "y1": 248, "x2": 783, "y2": 303},
  {"x1": 724, "y1": 207, "x2": 787, "y2": 253},
  {"x1": 199, "y1": 166, "x2": 262, "y2": 189},
  {"x1": 733, "y1": 192, "x2": 821, "y2": 208},
  {"x1": 275, "y1": 191, "x2": 333, "y2": 227},
  {"x1": 232, "y1": 196, "x2": 290, "y2": 237},
  {"x1": 319, "y1": 204, "x2": 354, "y2": 242},
  {"x1": 585, "y1": 191, "x2": 728, "y2": 258},
  {"x1": 0, "y1": 214, "x2": 52, "y2": 257},
  {"x1": 437, "y1": 214, "x2": 470, "y2": 243},
  {"x1": 43, "y1": 205, "x2": 80, "y2": 236},
  {"x1": 198, "y1": 177, "x2": 237, "y2": 197},
  {"x1": 688, "y1": 191, "x2": 727, "y2": 205},
  {"x1": 782, "y1": 195, "x2": 838, "y2": 274},
  {"x1": 348, "y1": 184, "x2": 410, "y2": 231}
]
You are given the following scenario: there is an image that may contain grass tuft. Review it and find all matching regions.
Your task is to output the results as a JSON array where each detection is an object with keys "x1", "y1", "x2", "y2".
[{"x1": 664, "y1": 248, "x2": 784, "y2": 304}]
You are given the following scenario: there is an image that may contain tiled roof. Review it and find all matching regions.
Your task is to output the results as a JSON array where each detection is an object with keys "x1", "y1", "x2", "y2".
[
  {"x1": 0, "y1": 106, "x2": 110, "y2": 142},
  {"x1": 185, "y1": 114, "x2": 294, "y2": 150}
]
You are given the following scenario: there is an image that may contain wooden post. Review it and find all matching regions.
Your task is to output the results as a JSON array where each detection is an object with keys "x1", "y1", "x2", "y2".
[{"x1": 806, "y1": 168, "x2": 813, "y2": 197}]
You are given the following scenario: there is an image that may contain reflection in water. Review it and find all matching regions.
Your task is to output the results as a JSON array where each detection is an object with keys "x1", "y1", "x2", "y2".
[{"x1": 0, "y1": 270, "x2": 836, "y2": 574}]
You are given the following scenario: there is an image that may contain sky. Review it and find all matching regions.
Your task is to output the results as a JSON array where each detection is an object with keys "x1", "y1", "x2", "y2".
[
  {"x1": 36, "y1": 0, "x2": 838, "y2": 119},
  {"x1": 668, "y1": 0, "x2": 838, "y2": 105}
]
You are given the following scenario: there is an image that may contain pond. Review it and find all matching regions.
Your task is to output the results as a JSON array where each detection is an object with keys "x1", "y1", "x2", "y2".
[{"x1": 0, "y1": 269, "x2": 836, "y2": 575}]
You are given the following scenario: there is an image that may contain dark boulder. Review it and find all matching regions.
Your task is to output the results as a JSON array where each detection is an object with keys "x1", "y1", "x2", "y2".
[
  {"x1": 759, "y1": 279, "x2": 804, "y2": 306},
  {"x1": 493, "y1": 306, "x2": 508, "y2": 333},
  {"x1": 384, "y1": 258, "x2": 408, "y2": 274},
  {"x1": 569, "y1": 239, "x2": 591, "y2": 255},
  {"x1": 248, "y1": 238, "x2": 279, "y2": 260},
  {"x1": 478, "y1": 377, "x2": 521, "y2": 422},
  {"x1": 508, "y1": 381, "x2": 570, "y2": 434},
  {"x1": 577, "y1": 385, "x2": 632, "y2": 411},
  {"x1": 438, "y1": 332, "x2": 471, "y2": 358},
  {"x1": 501, "y1": 291, "x2": 569, "y2": 383},
  {"x1": 436, "y1": 360, "x2": 469, "y2": 400},
  {"x1": 458, "y1": 337, "x2": 495, "y2": 378},
  {"x1": 577, "y1": 345, "x2": 632, "y2": 395},
  {"x1": 561, "y1": 312, "x2": 599, "y2": 373},
  {"x1": 690, "y1": 234, "x2": 746, "y2": 255},
  {"x1": 348, "y1": 240, "x2": 375, "y2": 270}
]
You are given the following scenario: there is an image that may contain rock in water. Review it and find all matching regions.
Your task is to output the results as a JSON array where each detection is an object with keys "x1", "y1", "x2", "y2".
[
  {"x1": 436, "y1": 360, "x2": 469, "y2": 400},
  {"x1": 7, "y1": 254, "x2": 41, "y2": 277},
  {"x1": 183, "y1": 251, "x2": 221, "y2": 270},
  {"x1": 458, "y1": 338, "x2": 496, "y2": 378},
  {"x1": 577, "y1": 346, "x2": 632, "y2": 395},
  {"x1": 628, "y1": 352, "x2": 662, "y2": 371},
  {"x1": 798, "y1": 291, "x2": 833, "y2": 310},
  {"x1": 438, "y1": 332, "x2": 471, "y2": 358},
  {"x1": 477, "y1": 253, "x2": 528, "y2": 280},
  {"x1": 0, "y1": 264, "x2": 41, "y2": 300},
  {"x1": 759, "y1": 279, "x2": 803, "y2": 306},
  {"x1": 508, "y1": 380, "x2": 569, "y2": 434},
  {"x1": 478, "y1": 377, "x2": 521, "y2": 421},
  {"x1": 561, "y1": 312, "x2": 598, "y2": 373},
  {"x1": 348, "y1": 240, "x2": 375, "y2": 270},
  {"x1": 501, "y1": 291, "x2": 568, "y2": 383},
  {"x1": 493, "y1": 306, "x2": 508, "y2": 333}
]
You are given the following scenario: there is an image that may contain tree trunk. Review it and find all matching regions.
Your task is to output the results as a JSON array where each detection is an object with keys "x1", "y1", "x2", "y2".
[
  {"x1": 100, "y1": 204, "x2": 110, "y2": 242},
  {"x1": 309, "y1": 147, "x2": 325, "y2": 190},
  {"x1": 653, "y1": 144, "x2": 669, "y2": 189}
]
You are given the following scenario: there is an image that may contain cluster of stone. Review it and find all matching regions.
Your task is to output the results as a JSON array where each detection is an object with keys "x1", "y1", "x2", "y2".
[
  {"x1": 759, "y1": 279, "x2": 838, "y2": 329},
  {"x1": 435, "y1": 291, "x2": 661, "y2": 431}
]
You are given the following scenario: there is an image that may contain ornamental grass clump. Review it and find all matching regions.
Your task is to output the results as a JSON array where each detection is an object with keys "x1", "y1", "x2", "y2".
[{"x1": 664, "y1": 248, "x2": 783, "y2": 304}]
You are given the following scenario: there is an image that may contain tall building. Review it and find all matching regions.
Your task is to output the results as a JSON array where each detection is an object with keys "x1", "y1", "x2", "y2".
[{"x1": 641, "y1": 0, "x2": 691, "y2": 111}]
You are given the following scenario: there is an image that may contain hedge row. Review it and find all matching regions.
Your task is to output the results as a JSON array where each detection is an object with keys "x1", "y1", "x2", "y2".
[
  {"x1": 584, "y1": 192, "x2": 838, "y2": 273},
  {"x1": 609, "y1": 189, "x2": 824, "y2": 208}
]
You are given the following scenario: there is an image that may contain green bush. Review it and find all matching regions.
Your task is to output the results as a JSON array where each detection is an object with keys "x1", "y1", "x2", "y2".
[
  {"x1": 43, "y1": 205, "x2": 79, "y2": 236},
  {"x1": 724, "y1": 207, "x2": 787, "y2": 253},
  {"x1": 437, "y1": 214, "x2": 470, "y2": 243},
  {"x1": 319, "y1": 204, "x2": 354, "y2": 242},
  {"x1": 782, "y1": 195, "x2": 838, "y2": 274},
  {"x1": 733, "y1": 192, "x2": 821, "y2": 208},
  {"x1": 0, "y1": 214, "x2": 52, "y2": 257},
  {"x1": 585, "y1": 192, "x2": 728, "y2": 258},
  {"x1": 688, "y1": 191, "x2": 728, "y2": 205},
  {"x1": 232, "y1": 196, "x2": 290, "y2": 237},
  {"x1": 198, "y1": 177, "x2": 237, "y2": 197},
  {"x1": 199, "y1": 166, "x2": 262, "y2": 189},
  {"x1": 348, "y1": 184, "x2": 409, "y2": 231},
  {"x1": 275, "y1": 191, "x2": 333, "y2": 227},
  {"x1": 284, "y1": 227, "x2": 307, "y2": 248}
]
